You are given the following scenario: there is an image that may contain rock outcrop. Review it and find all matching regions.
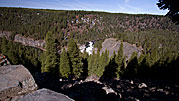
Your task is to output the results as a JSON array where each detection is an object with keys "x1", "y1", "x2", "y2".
[
  {"x1": 100, "y1": 38, "x2": 143, "y2": 60},
  {"x1": 18, "y1": 88, "x2": 74, "y2": 101},
  {"x1": 0, "y1": 65, "x2": 37, "y2": 100},
  {"x1": 0, "y1": 31, "x2": 12, "y2": 39},
  {"x1": 0, "y1": 31, "x2": 45, "y2": 51},
  {"x1": 14, "y1": 34, "x2": 45, "y2": 50}
]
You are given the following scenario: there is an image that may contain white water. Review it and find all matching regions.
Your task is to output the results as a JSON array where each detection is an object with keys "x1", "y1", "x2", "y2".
[
  {"x1": 86, "y1": 41, "x2": 94, "y2": 55},
  {"x1": 79, "y1": 41, "x2": 94, "y2": 55}
]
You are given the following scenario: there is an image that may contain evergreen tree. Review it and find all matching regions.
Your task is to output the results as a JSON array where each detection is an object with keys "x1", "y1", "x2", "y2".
[
  {"x1": 124, "y1": 52, "x2": 139, "y2": 78},
  {"x1": 98, "y1": 49, "x2": 109, "y2": 77},
  {"x1": 157, "y1": 0, "x2": 179, "y2": 24},
  {"x1": 68, "y1": 39, "x2": 83, "y2": 78},
  {"x1": 88, "y1": 49, "x2": 109, "y2": 78},
  {"x1": 59, "y1": 48, "x2": 71, "y2": 78},
  {"x1": 7, "y1": 41, "x2": 18, "y2": 64},
  {"x1": 115, "y1": 42, "x2": 124, "y2": 78},
  {"x1": 138, "y1": 53, "x2": 145, "y2": 64},
  {"x1": 88, "y1": 51, "x2": 96, "y2": 76},
  {"x1": 103, "y1": 52, "x2": 118, "y2": 79},
  {"x1": 41, "y1": 31, "x2": 58, "y2": 75},
  {"x1": 145, "y1": 53, "x2": 152, "y2": 67},
  {"x1": 94, "y1": 50, "x2": 100, "y2": 77},
  {"x1": 1, "y1": 37, "x2": 8, "y2": 55},
  {"x1": 150, "y1": 49, "x2": 160, "y2": 66},
  {"x1": 81, "y1": 51, "x2": 89, "y2": 78},
  {"x1": 138, "y1": 56, "x2": 150, "y2": 77}
]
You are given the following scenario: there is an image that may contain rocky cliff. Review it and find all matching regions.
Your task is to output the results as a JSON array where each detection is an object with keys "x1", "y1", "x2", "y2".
[
  {"x1": 0, "y1": 31, "x2": 12, "y2": 39},
  {"x1": 0, "y1": 31, "x2": 45, "y2": 50},
  {"x1": 100, "y1": 38, "x2": 143, "y2": 60},
  {"x1": 14, "y1": 34, "x2": 45, "y2": 50}
]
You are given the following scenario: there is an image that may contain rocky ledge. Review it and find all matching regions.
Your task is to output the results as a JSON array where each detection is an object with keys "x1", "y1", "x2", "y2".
[
  {"x1": 0, "y1": 65, "x2": 74, "y2": 101},
  {"x1": 100, "y1": 38, "x2": 143, "y2": 60},
  {"x1": 14, "y1": 34, "x2": 45, "y2": 50},
  {"x1": 0, "y1": 65, "x2": 37, "y2": 100},
  {"x1": 18, "y1": 88, "x2": 74, "y2": 101}
]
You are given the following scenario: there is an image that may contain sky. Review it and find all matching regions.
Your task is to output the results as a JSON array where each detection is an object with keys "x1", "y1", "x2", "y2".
[{"x1": 0, "y1": 0, "x2": 168, "y2": 15}]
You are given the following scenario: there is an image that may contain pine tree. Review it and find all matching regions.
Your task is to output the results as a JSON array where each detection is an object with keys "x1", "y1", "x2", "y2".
[
  {"x1": 41, "y1": 31, "x2": 58, "y2": 75},
  {"x1": 1, "y1": 37, "x2": 8, "y2": 55},
  {"x1": 98, "y1": 49, "x2": 109, "y2": 77},
  {"x1": 125, "y1": 52, "x2": 139, "y2": 78},
  {"x1": 103, "y1": 52, "x2": 118, "y2": 79},
  {"x1": 88, "y1": 51, "x2": 96, "y2": 76},
  {"x1": 115, "y1": 42, "x2": 124, "y2": 78},
  {"x1": 145, "y1": 53, "x2": 151, "y2": 67},
  {"x1": 59, "y1": 48, "x2": 71, "y2": 78},
  {"x1": 94, "y1": 50, "x2": 100, "y2": 77},
  {"x1": 150, "y1": 49, "x2": 160, "y2": 66},
  {"x1": 81, "y1": 51, "x2": 89, "y2": 78},
  {"x1": 67, "y1": 39, "x2": 83, "y2": 79},
  {"x1": 7, "y1": 41, "x2": 18, "y2": 64},
  {"x1": 138, "y1": 53, "x2": 145, "y2": 64}
]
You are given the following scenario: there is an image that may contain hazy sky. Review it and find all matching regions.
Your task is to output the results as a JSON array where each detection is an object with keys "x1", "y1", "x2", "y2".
[{"x1": 0, "y1": 0, "x2": 168, "y2": 15}]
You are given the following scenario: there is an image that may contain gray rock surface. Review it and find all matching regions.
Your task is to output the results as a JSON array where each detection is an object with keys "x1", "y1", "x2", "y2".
[
  {"x1": 18, "y1": 88, "x2": 74, "y2": 101},
  {"x1": 0, "y1": 65, "x2": 37, "y2": 100},
  {"x1": 102, "y1": 87, "x2": 117, "y2": 95},
  {"x1": 0, "y1": 31, "x2": 12, "y2": 39},
  {"x1": 85, "y1": 75, "x2": 100, "y2": 82},
  {"x1": 14, "y1": 34, "x2": 45, "y2": 50},
  {"x1": 138, "y1": 83, "x2": 147, "y2": 88},
  {"x1": 0, "y1": 31, "x2": 45, "y2": 51},
  {"x1": 100, "y1": 38, "x2": 143, "y2": 60}
]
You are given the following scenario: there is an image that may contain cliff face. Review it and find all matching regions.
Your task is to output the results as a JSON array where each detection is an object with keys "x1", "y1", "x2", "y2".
[
  {"x1": 14, "y1": 34, "x2": 45, "y2": 50},
  {"x1": 100, "y1": 38, "x2": 142, "y2": 60},
  {"x1": 0, "y1": 31, "x2": 12, "y2": 39},
  {"x1": 0, "y1": 31, "x2": 45, "y2": 50}
]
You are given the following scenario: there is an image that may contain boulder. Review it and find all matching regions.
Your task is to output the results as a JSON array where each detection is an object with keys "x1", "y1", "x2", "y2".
[
  {"x1": 85, "y1": 75, "x2": 100, "y2": 82},
  {"x1": 18, "y1": 88, "x2": 74, "y2": 101},
  {"x1": 138, "y1": 83, "x2": 147, "y2": 88},
  {"x1": 0, "y1": 65, "x2": 37, "y2": 100},
  {"x1": 102, "y1": 87, "x2": 117, "y2": 95}
]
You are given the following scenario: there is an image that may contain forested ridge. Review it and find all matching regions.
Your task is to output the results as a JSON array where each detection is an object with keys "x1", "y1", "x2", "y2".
[{"x1": 0, "y1": 7, "x2": 179, "y2": 81}]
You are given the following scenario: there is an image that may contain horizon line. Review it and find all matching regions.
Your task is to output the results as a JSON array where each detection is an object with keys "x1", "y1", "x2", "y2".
[{"x1": 0, "y1": 6, "x2": 166, "y2": 16}]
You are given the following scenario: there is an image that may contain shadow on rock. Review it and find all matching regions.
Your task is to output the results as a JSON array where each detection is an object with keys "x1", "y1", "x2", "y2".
[
  {"x1": 102, "y1": 78, "x2": 179, "y2": 101},
  {"x1": 65, "y1": 81, "x2": 119, "y2": 101}
]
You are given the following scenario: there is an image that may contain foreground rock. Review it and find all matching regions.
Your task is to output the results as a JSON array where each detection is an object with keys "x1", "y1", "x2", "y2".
[
  {"x1": 0, "y1": 65, "x2": 37, "y2": 100},
  {"x1": 18, "y1": 88, "x2": 74, "y2": 101},
  {"x1": 65, "y1": 81, "x2": 119, "y2": 101},
  {"x1": 103, "y1": 79, "x2": 179, "y2": 101}
]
